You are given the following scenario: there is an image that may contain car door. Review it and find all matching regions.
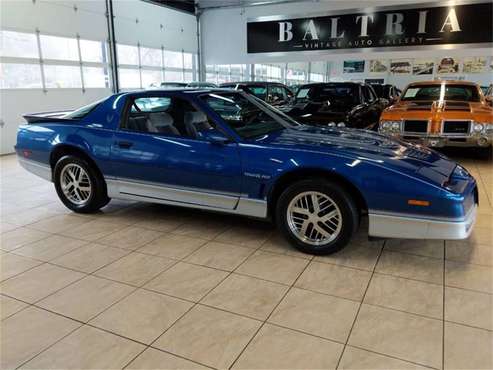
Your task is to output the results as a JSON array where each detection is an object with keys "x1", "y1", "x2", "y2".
[{"x1": 109, "y1": 92, "x2": 242, "y2": 210}]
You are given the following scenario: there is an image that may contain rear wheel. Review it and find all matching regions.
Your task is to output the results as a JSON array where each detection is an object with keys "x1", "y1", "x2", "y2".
[
  {"x1": 276, "y1": 179, "x2": 359, "y2": 255},
  {"x1": 53, "y1": 155, "x2": 109, "y2": 213}
]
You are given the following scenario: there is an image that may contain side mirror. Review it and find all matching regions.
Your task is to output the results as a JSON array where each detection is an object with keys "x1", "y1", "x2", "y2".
[
  {"x1": 485, "y1": 96, "x2": 493, "y2": 106},
  {"x1": 198, "y1": 129, "x2": 230, "y2": 145}
]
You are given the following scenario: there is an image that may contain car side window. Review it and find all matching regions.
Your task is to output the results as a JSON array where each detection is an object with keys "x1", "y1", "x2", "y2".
[
  {"x1": 270, "y1": 85, "x2": 287, "y2": 103},
  {"x1": 247, "y1": 86, "x2": 267, "y2": 100},
  {"x1": 362, "y1": 86, "x2": 375, "y2": 103},
  {"x1": 121, "y1": 96, "x2": 216, "y2": 139}
]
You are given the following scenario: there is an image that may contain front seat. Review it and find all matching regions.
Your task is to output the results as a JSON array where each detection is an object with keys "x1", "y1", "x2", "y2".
[
  {"x1": 184, "y1": 111, "x2": 212, "y2": 138},
  {"x1": 146, "y1": 112, "x2": 180, "y2": 135}
]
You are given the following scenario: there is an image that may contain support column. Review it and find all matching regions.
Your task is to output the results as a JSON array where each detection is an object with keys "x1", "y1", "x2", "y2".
[{"x1": 105, "y1": 0, "x2": 119, "y2": 93}]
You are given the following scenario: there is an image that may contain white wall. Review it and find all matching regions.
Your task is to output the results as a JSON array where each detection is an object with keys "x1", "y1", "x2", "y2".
[
  {"x1": 113, "y1": 0, "x2": 197, "y2": 52},
  {"x1": 200, "y1": 0, "x2": 493, "y2": 88},
  {"x1": 0, "y1": 0, "x2": 198, "y2": 154},
  {"x1": 0, "y1": 0, "x2": 110, "y2": 154}
]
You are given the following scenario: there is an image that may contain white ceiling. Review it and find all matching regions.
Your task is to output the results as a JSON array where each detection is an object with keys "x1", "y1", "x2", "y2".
[{"x1": 196, "y1": 0, "x2": 307, "y2": 10}]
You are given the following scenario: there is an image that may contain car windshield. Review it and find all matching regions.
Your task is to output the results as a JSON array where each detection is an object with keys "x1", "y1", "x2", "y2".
[
  {"x1": 296, "y1": 84, "x2": 359, "y2": 104},
  {"x1": 201, "y1": 91, "x2": 300, "y2": 139},
  {"x1": 401, "y1": 84, "x2": 480, "y2": 102}
]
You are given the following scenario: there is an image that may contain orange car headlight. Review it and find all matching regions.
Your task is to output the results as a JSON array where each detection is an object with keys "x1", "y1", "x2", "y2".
[{"x1": 473, "y1": 122, "x2": 484, "y2": 133}]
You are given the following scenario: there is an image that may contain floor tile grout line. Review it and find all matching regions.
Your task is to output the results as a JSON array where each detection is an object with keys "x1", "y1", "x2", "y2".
[
  {"x1": 5, "y1": 239, "x2": 183, "y2": 319},
  {"x1": 7, "y1": 218, "x2": 492, "y2": 270},
  {"x1": 335, "y1": 240, "x2": 385, "y2": 370},
  {"x1": 4, "y1": 234, "x2": 492, "y2": 321},
  {"x1": 1, "y1": 245, "x2": 452, "y2": 293},
  {"x1": 227, "y1": 247, "x2": 314, "y2": 369},
  {"x1": 120, "y1": 242, "x2": 262, "y2": 370},
  {"x1": 346, "y1": 343, "x2": 440, "y2": 370},
  {"x1": 8, "y1": 284, "x2": 491, "y2": 336},
  {"x1": 14, "y1": 320, "x2": 84, "y2": 369},
  {"x1": 4, "y1": 245, "x2": 492, "y2": 326},
  {"x1": 0, "y1": 258, "x2": 45, "y2": 284}
]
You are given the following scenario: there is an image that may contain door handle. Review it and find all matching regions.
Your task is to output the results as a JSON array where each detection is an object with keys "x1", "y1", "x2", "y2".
[{"x1": 116, "y1": 141, "x2": 133, "y2": 149}]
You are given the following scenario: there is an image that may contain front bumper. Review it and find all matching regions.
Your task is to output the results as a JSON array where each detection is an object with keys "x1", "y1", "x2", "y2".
[
  {"x1": 368, "y1": 204, "x2": 477, "y2": 240},
  {"x1": 397, "y1": 134, "x2": 492, "y2": 148}
]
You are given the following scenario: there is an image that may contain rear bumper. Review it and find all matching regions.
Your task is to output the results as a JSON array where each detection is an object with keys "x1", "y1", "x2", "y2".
[
  {"x1": 18, "y1": 157, "x2": 52, "y2": 181},
  {"x1": 368, "y1": 204, "x2": 477, "y2": 240}
]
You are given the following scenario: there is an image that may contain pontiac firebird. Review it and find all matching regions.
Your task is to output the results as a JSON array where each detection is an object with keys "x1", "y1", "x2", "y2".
[{"x1": 16, "y1": 89, "x2": 478, "y2": 255}]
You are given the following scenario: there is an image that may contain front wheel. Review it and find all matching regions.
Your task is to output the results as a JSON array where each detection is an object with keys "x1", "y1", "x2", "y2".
[
  {"x1": 276, "y1": 179, "x2": 359, "y2": 255},
  {"x1": 53, "y1": 155, "x2": 110, "y2": 213}
]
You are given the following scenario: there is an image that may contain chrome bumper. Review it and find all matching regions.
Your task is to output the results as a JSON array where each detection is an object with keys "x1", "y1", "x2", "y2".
[
  {"x1": 368, "y1": 205, "x2": 477, "y2": 240},
  {"x1": 18, "y1": 157, "x2": 52, "y2": 181},
  {"x1": 393, "y1": 134, "x2": 492, "y2": 148}
]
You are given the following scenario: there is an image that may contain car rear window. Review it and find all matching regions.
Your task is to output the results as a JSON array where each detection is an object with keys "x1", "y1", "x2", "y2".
[{"x1": 64, "y1": 98, "x2": 106, "y2": 119}]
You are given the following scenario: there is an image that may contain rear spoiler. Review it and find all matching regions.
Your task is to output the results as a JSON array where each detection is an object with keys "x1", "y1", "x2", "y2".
[{"x1": 23, "y1": 110, "x2": 76, "y2": 124}]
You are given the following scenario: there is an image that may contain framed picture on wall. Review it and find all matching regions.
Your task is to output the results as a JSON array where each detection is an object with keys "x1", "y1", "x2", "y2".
[
  {"x1": 343, "y1": 60, "x2": 365, "y2": 73},
  {"x1": 369, "y1": 60, "x2": 388, "y2": 73},
  {"x1": 463, "y1": 57, "x2": 487, "y2": 73},
  {"x1": 437, "y1": 57, "x2": 460, "y2": 74},
  {"x1": 390, "y1": 59, "x2": 412, "y2": 74},
  {"x1": 365, "y1": 78, "x2": 385, "y2": 84},
  {"x1": 413, "y1": 59, "x2": 434, "y2": 75},
  {"x1": 437, "y1": 75, "x2": 466, "y2": 81}
]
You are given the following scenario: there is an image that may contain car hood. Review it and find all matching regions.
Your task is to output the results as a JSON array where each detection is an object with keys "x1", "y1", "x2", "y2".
[{"x1": 254, "y1": 126, "x2": 457, "y2": 186}]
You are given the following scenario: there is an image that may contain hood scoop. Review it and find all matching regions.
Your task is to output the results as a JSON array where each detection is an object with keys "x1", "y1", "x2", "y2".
[
  {"x1": 406, "y1": 103, "x2": 433, "y2": 111},
  {"x1": 443, "y1": 102, "x2": 471, "y2": 111}
]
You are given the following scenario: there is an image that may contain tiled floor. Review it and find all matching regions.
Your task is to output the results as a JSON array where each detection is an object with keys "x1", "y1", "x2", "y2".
[{"x1": 1, "y1": 152, "x2": 492, "y2": 370}]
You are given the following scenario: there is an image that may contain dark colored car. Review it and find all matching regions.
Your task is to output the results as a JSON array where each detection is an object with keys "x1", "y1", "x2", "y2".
[
  {"x1": 370, "y1": 84, "x2": 401, "y2": 105},
  {"x1": 187, "y1": 82, "x2": 218, "y2": 88},
  {"x1": 220, "y1": 81, "x2": 294, "y2": 106},
  {"x1": 282, "y1": 82, "x2": 387, "y2": 130},
  {"x1": 159, "y1": 82, "x2": 188, "y2": 89}
]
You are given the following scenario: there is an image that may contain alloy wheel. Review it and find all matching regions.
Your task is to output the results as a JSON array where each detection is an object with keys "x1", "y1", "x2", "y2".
[
  {"x1": 60, "y1": 163, "x2": 92, "y2": 205},
  {"x1": 287, "y1": 191, "x2": 342, "y2": 246}
]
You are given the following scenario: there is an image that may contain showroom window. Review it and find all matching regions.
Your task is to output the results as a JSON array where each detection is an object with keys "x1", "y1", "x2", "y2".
[
  {"x1": 117, "y1": 43, "x2": 196, "y2": 88},
  {"x1": 44, "y1": 65, "x2": 82, "y2": 88},
  {"x1": 0, "y1": 30, "x2": 38, "y2": 59},
  {"x1": 286, "y1": 65, "x2": 307, "y2": 86},
  {"x1": 310, "y1": 73, "x2": 325, "y2": 82},
  {"x1": 0, "y1": 29, "x2": 109, "y2": 90},
  {"x1": 140, "y1": 47, "x2": 162, "y2": 68},
  {"x1": 117, "y1": 44, "x2": 140, "y2": 66},
  {"x1": 40, "y1": 35, "x2": 79, "y2": 61},
  {"x1": 205, "y1": 64, "x2": 249, "y2": 85},
  {"x1": 0, "y1": 62, "x2": 42, "y2": 89}
]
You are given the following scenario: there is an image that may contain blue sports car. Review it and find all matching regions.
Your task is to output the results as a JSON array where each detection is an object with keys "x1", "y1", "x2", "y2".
[{"x1": 16, "y1": 89, "x2": 478, "y2": 254}]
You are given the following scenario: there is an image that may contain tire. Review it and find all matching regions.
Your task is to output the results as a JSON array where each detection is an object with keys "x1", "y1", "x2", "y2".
[
  {"x1": 53, "y1": 155, "x2": 110, "y2": 213},
  {"x1": 276, "y1": 178, "x2": 359, "y2": 255}
]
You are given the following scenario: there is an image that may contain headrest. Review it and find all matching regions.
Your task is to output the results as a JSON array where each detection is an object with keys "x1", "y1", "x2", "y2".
[
  {"x1": 148, "y1": 112, "x2": 174, "y2": 126},
  {"x1": 184, "y1": 111, "x2": 208, "y2": 125}
]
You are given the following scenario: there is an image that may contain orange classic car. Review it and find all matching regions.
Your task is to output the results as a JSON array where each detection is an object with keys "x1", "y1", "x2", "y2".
[{"x1": 379, "y1": 81, "x2": 493, "y2": 157}]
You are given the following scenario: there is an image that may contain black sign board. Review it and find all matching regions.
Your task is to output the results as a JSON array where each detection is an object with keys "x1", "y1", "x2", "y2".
[{"x1": 247, "y1": 2, "x2": 493, "y2": 53}]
